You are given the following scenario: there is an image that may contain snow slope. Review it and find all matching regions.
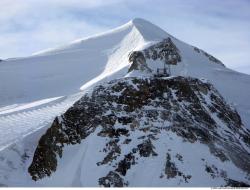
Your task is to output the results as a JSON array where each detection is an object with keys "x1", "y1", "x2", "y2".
[
  {"x1": 0, "y1": 19, "x2": 143, "y2": 150},
  {"x1": 0, "y1": 18, "x2": 250, "y2": 186},
  {"x1": 1, "y1": 18, "x2": 249, "y2": 126}
]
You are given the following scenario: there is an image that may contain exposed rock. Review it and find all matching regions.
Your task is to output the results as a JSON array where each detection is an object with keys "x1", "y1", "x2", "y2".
[
  {"x1": 143, "y1": 38, "x2": 181, "y2": 64},
  {"x1": 137, "y1": 139, "x2": 157, "y2": 157},
  {"x1": 128, "y1": 38, "x2": 181, "y2": 73},
  {"x1": 99, "y1": 171, "x2": 125, "y2": 187},
  {"x1": 175, "y1": 154, "x2": 183, "y2": 162},
  {"x1": 128, "y1": 51, "x2": 151, "y2": 73},
  {"x1": 97, "y1": 139, "x2": 121, "y2": 166},
  {"x1": 165, "y1": 153, "x2": 178, "y2": 178},
  {"x1": 116, "y1": 153, "x2": 136, "y2": 176},
  {"x1": 225, "y1": 179, "x2": 250, "y2": 187},
  {"x1": 28, "y1": 76, "x2": 250, "y2": 186}
]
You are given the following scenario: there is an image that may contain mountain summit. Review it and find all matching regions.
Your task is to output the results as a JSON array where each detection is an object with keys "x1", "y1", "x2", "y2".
[
  {"x1": 129, "y1": 18, "x2": 170, "y2": 40},
  {"x1": 0, "y1": 18, "x2": 250, "y2": 187}
]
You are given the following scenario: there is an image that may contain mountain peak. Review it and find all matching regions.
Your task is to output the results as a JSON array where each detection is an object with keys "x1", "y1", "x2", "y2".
[
  {"x1": 128, "y1": 18, "x2": 169, "y2": 41},
  {"x1": 130, "y1": 18, "x2": 151, "y2": 25}
]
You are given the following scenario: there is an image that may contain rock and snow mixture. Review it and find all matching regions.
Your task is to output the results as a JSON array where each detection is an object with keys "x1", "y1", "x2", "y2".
[
  {"x1": 0, "y1": 18, "x2": 250, "y2": 187},
  {"x1": 29, "y1": 76, "x2": 250, "y2": 187}
]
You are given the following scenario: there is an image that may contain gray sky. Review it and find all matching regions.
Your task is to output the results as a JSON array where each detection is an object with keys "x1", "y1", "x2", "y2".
[{"x1": 1, "y1": 0, "x2": 250, "y2": 74}]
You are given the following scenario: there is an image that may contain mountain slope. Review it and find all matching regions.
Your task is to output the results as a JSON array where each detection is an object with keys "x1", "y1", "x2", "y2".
[
  {"x1": 28, "y1": 76, "x2": 250, "y2": 187},
  {"x1": 0, "y1": 18, "x2": 250, "y2": 187},
  {"x1": 1, "y1": 18, "x2": 250, "y2": 131},
  {"x1": 0, "y1": 18, "x2": 145, "y2": 150}
]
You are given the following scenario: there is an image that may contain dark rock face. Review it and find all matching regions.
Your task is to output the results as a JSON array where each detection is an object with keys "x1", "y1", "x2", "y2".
[
  {"x1": 137, "y1": 139, "x2": 157, "y2": 157},
  {"x1": 28, "y1": 100, "x2": 102, "y2": 180},
  {"x1": 128, "y1": 51, "x2": 151, "y2": 73},
  {"x1": 99, "y1": 171, "x2": 125, "y2": 187},
  {"x1": 143, "y1": 38, "x2": 181, "y2": 64},
  {"x1": 128, "y1": 38, "x2": 181, "y2": 73},
  {"x1": 164, "y1": 153, "x2": 192, "y2": 183},
  {"x1": 28, "y1": 76, "x2": 250, "y2": 186},
  {"x1": 226, "y1": 179, "x2": 250, "y2": 187},
  {"x1": 165, "y1": 153, "x2": 178, "y2": 178}
]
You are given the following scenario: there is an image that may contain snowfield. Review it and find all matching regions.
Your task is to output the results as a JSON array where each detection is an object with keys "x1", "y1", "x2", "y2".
[{"x1": 0, "y1": 18, "x2": 249, "y2": 186}]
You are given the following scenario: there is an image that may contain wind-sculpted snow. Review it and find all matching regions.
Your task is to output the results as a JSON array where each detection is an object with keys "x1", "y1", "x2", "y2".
[
  {"x1": 29, "y1": 76, "x2": 250, "y2": 187},
  {"x1": 1, "y1": 18, "x2": 250, "y2": 187}
]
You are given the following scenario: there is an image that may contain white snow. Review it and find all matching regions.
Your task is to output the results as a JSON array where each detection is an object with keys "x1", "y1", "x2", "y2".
[
  {"x1": 0, "y1": 96, "x2": 62, "y2": 115},
  {"x1": 0, "y1": 18, "x2": 250, "y2": 187},
  {"x1": 0, "y1": 92, "x2": 83, "y2": 151}
]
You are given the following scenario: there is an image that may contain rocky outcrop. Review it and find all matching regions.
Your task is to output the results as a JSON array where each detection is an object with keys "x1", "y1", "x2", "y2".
[
  {"x1": 28, "y1": 76, "x2": 250, "y2": 187},
  {"x1": 143, "y1": 38, "x2": 181, "y2": 64},
  {"x1": 128, "y1": 51, "x2": 152, "y2": 73},
  {"x1": 128, "y1": 38, "x2": 181, "y2": 73}
]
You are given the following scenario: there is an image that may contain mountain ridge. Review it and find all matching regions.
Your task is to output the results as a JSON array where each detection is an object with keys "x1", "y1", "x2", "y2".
[
  {"x1": 28, "y1": 76, "x2": 250, "y2": 187},
  {"x1": 0, "y1": 18, "x2": 250, "y2": 187}
]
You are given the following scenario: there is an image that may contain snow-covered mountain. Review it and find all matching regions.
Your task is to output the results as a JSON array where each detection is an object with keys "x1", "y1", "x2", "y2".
[
  {"x1": 28, "y1": 76, "x2": 250, "y2": 187},
  {"x1": 0, "y1": 18, "x2": 249, "y2": 187}
]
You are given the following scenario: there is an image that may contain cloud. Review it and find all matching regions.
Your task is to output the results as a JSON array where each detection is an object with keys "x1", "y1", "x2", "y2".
[
  {"x1": 0, "y1": 0, "x2": 119, "y2": 58},
  {"x1": 130, "y1": 0, "x2": 250, "y2": 73},
  {"x1": 0, "y1": 0, "x2": 249, "y2": 74}
]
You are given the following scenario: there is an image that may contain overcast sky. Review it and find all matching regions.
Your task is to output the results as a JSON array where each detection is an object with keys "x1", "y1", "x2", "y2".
[{"x1": 1, "y1": 0, "x2": 250, "y2": 74}]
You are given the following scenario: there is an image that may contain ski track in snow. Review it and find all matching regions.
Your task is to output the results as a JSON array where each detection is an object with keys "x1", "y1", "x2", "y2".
[{"x1": 0, "y1": 92, "x2": 83, "y2": 150}]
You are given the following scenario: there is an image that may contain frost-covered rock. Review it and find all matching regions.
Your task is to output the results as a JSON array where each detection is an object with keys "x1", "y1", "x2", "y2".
[
  {"x1": 128, "y1": 37, "x2": 181, "y2": 73},
  {"x1": 28, "y1": 76, "x2": 250, "y2": 187}
]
